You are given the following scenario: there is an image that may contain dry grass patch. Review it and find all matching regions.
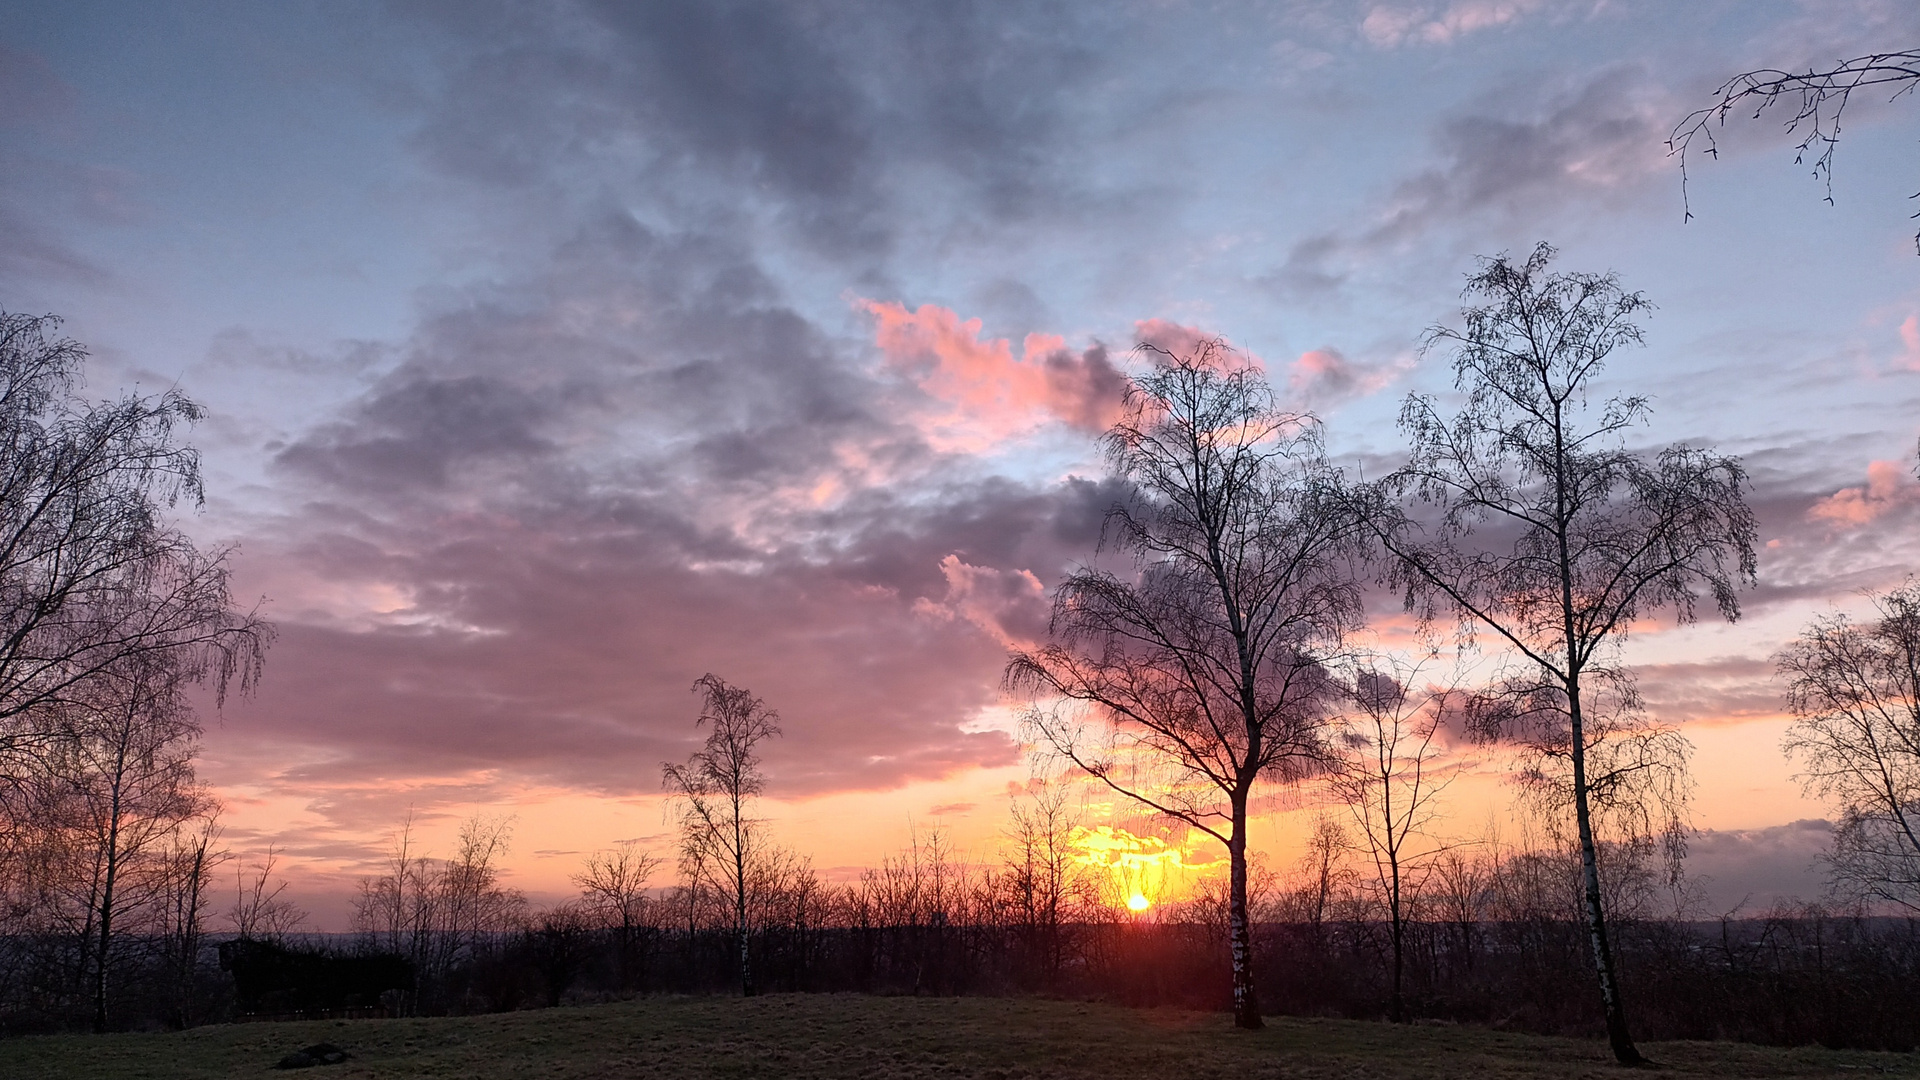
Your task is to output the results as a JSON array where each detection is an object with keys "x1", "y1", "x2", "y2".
[{"x1": 0, "y1": 994, "x2": 1913, "y2": 1079}]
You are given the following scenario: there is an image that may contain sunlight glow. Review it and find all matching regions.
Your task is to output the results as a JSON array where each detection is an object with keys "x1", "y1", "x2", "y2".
[{"x1": 1069, "y1": 824, "x2": 1216, "y2": 912}]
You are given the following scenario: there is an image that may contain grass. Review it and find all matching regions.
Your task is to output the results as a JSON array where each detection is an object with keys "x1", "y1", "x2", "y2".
[{"x1": 0, "y1": 995, "x2": 1915, "y2": 1080}]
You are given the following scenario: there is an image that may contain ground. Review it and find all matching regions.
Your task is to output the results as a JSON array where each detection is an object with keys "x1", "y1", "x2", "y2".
[{"x1": 1, "y1": 995, "x2": 1914, "y2": 1079}]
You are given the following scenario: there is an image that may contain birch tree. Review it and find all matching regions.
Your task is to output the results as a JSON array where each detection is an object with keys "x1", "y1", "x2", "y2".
[
  {"x1": 1781, "y1": 580, "x2": 1920, "y2": 911},
  {"x1": 662, "y1": 673, "x2": 780, "y2": 998},
  {"x1": 1006, "y1": 340, "x2": 1364, "y2": 1029},
  {"x1": 1326, "y1": 661, "x2": 1456, "y2": 1023},
  {"x1": 0, "y1": 313, "x2": 268, "y2": 787},
  {"x1": 1365, "y1": 243, "x2": 1756, "y2": 1064}
]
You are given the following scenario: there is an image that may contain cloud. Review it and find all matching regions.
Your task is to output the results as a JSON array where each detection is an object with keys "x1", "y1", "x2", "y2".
[
  {"x1": 273, "y1": 212, "x2": 923, "y2": 517},
  {"x1": 0, "y1": 46, "x2": 131, "y2": 291},
  {"x1": 860, "y1": 299, "x2": 1126, "y2": 446},
  {"x1": 1360, "y1": 0, "x2": 1544, "y2": 48},
  {"x1": 1284, "y1": 346, "x2": 1414, "y2": 410},
  {"x1": 0, "y1": 44, "x2": 77, "y2": 128},
  {"x1": 1126, "y1": 325, "x2": 1402, "y2": 412},
  {"x1": 404, "y1": 0, "x2": 1113, "y2": 258},
  {"x1": 912, "y1": 554, "x2": 1050, "y2": 649},
  {"x1": 196, "y1": 205, "x2": 1155, "y2": 850},
  {"x1": 0, "y1": 204, "x2": 109, "y2": 290},
  {"x1": 1899, "y1": 314, "x2": 1920, "y2": 372},
  {"x1": 1686, "y1": 819, "x2": 1834, "y2": 914},
  {"x1": 1135, "y1": 319, "x2": 1223, "y2": 363},
  {"x1": 1633, "y1": 656, "x2": 1782, "y2": 728},
  {"x1": 278, "y1": 374, "x2": 559, "y2": 496},
  {"x1": 1809, "y1": 459, "x2": 1920, "y2": 527},
  {"x1": 1389, "y1": 69, "x2": 1665, "y2": 218},
  {"x1": 1132, "y1": 319, "x2": 1270, "y2": 374},
  {"x1": 1269, "y1": 67, "x2": 1670, "y2": 296}
]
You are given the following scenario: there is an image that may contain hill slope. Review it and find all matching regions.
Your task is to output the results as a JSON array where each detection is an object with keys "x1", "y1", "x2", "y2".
[{"x1": 0, "y1": 994, "x2": 1914, "y2": 1079}]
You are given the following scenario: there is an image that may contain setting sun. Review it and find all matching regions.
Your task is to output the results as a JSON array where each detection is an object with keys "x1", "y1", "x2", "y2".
[{"x1": 1068, "y1": 823, "x2": 1222, "y2": 912}]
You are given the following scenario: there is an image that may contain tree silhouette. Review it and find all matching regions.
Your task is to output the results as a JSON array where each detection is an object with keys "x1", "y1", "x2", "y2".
[
  {"x1": 0, "y1": 312, "x2": 270, "y2": 787},
  {"x1": 574, "y1": 840, "x2": 660, "y2": 991},
  {"x1": 663, "y1": 673, "x2": 780, "y2": 998},
  {"x1": 1363, "y1": 244, "x2": 1756, "y2": 1064},
  {"x1": 1007, "y1": 340, "x2": 1364, "y2": 1029},
  {"x1": 1326, "y1": 659, "x2": 1458, "y2": 1024},
  {"x1": 1781, "y1": 580, "x2": 1920, "y2": 912}
]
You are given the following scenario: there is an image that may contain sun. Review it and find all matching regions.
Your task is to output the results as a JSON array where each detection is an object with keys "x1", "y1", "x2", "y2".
[{"x1": 1126, "y1": 893, "x2": 1151, "y2": 912}]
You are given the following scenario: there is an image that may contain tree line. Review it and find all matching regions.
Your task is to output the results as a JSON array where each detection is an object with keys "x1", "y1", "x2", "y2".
[{"x1": 66, "y1": 793, "x2": 1915, "y2": 1051}]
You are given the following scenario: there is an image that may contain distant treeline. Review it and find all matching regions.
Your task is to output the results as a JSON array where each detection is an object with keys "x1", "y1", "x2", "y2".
[
  {"x1": 1, "y1": 824, "x2": 1916, "y2": 1051},
  {"x1": 0, "y1": 908, "x2": 1914, "y2": 1050}
]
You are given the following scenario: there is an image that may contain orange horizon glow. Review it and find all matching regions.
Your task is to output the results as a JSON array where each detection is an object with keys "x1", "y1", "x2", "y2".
[
  {"x1": 205, "y1": 705, "x2": 1829, "y2": 931},
  {"x1": 1068, "y1": 822, "x2": 1223, "y2": 911}
]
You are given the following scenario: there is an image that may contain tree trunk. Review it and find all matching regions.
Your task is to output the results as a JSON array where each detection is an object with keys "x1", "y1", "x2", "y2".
[
  {"x1": 93, "y1": 813, "x2": 121, "y2": 1033},
  {"x1": 175, "y1": 839, "x2": 207, "y2": 1028},
  {"x1": 1553, "y1": 410, "x2": 1643, "y2": 1068},
  {"x1": 1568, "y1": 679, "x2": 1644, "y2": 1066},
  {"x1": 1389, "y1": 860, "x2": 1405, "y2": 1023},
  {"x1": 738, "y1": 918, "x2": 754, "y2": 997},
  {"x1": 735, "y1": 873, "x2": 755, "y2": 997},
  {"x1": 618, "y1": 919, "x2": 633, "y2": 992},
  {"x1": 1228, "y1": 800, "x2": 1262, "y2": 1030}
]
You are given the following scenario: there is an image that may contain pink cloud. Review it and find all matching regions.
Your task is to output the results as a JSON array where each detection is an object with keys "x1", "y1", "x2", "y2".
[
  {"x1": 1361, "y1": 0, "x2": 1542, "y2": 48},
  {"x1": 1132, "y1": 319, "x2": 1267, "y2": 373},
  {"x1": 1899, "y1": 314, "x2": 1920, "y2": 371},
  {"x1": 1128, "y1": 327, "x2": 1400, "y2": 411},
  {"x1": 1284, "y1": 346, "x2": 1412, "y2": 409},
  {"x1": 912, "y1": 554, "x2": 1049, "y2": 649},
  {"x1": 1809, "y1": 459, "x2": 1917, "y2": 526},
  {"x1": 859, "y1": 300, "x2": 1126, "y2": 446}
]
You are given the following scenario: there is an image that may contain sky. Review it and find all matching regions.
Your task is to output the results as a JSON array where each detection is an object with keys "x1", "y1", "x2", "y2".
[{"x1": 2, "y1": 0, "x2": 1917, "y2": 927}]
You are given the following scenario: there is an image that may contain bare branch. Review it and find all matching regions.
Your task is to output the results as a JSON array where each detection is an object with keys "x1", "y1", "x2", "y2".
[{"x1": 1669, "y1": 51, "x2": 1920, "y2": 252}]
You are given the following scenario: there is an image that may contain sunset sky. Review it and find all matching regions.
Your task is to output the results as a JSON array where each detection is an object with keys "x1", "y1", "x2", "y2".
[{"x1": 2, "y1": 0, "x2": 1917, "y2": 926}]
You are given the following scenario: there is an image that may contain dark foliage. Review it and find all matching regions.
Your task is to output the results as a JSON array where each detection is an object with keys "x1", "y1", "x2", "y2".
[
  {"x1": 216, "y1": 938, "x2": 412, "y2": 1017},
  {"x1": 1, "y1": 905, "x2": 1915, "y2": 1052}
]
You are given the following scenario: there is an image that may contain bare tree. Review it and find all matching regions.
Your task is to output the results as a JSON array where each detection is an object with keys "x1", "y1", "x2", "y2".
[
  {"x1": 355, "y1": 812, "x2": 426, "y2": 961},
  {"x1": 438, "y1": 816, "x2": 522, "y2": 962},
  {"x1": 155, "y1": 814, "x2": 223, "y2": 1028},
  {"x1": 1364, "y1": 243, "x2": 1756, "y2": 1064},
  {"x1": 1001, "y1": 779, "x2": 1087, "y2": 987},
  {"x1": 1325, "y1": 660, "x2": 1457, "y2": 1022},
  {"x1": 662, "y1": 673, "x2": 780, "y2": 998},
  {"x1": 1669, "y1": 51, "x2": 1920, "y2": 251},
  {"x1": 1781, "y1": 581, "x2": 1920, "y2": 912},
  {"x1": 573, "y1": 840, "x2": 660, "y2": 991},
  {"x1": 0, "y1": 314, "x2": 269, "y2": 786},
  {"x1": 352, "y1": 813, "x2": 524, "y2": 1011},
  {"x1": 226, "y1": 844, "x2": 307, "y2": 942},
  {"x1": 1277, "y1": 813, "x2": 1356, "y2": 934},
  {"x1": 1006, "y1": 340, "x2": 1364, "y2": 1029},
  {"x1": 50, "y1": 651, "x2": 217, "y2": 1031}
]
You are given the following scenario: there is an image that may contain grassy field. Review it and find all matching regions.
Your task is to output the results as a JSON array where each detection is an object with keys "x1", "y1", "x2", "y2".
[{"x1": 1, "y1": 995, "x2": 1915, "y2": 1080}]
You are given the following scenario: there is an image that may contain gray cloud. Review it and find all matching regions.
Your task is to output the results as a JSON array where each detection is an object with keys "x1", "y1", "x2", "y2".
[
  {"x1": 1636, "y1": 655, "x2": 1780, "y2": 727},
  {"x1": 0, "y1": 204, "x2": 108, "y2": 290},
  {"x1": 223, "y1": 474, "x2": 1113, "y2": 807},
  {"x1": 403, "y1": 0, "x2": 1114, "y2": 258},
  {"x1": 1687, "y1": 819, "x2": 1834, "y2": 915},
  {"x1": 1268, "y1": 65, "x2": 1674, "y2": 298}
]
